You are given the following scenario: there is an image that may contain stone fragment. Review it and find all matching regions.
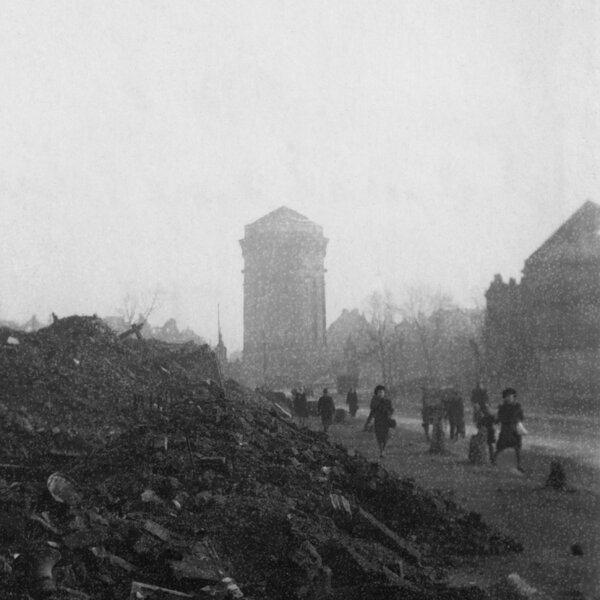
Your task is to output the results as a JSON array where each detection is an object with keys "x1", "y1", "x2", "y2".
[
  {"x1": 355, "y1": 507, "x2": 421, "y2": 566},
  {"x1": 129, "y1": 581, "x2": 193, "y2": 599}
]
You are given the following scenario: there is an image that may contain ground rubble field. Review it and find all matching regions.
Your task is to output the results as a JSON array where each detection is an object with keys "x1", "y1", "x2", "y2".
[{"x1": 1, "y1": 316, "x2": 522, "y2": 600}]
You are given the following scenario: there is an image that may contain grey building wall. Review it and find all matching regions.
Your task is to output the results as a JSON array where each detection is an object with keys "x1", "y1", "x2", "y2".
[{"x1": 240, "y1": 207, "x2": 328, "y2": 387}]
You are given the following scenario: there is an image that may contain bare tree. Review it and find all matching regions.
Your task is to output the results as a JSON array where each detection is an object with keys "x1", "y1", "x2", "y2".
[
  {"x1": 467, "y1": 294, "x2": 487, "y2": 382},
  {"x1": 362, "y1": 290, "x2": 397, "y2": 387},
  {"x1": 395, "y1": 285, "x2": 454, "y2": 381},
  {"x1": 117, "y1": 286, "x2": 165, "y2": 327},
  {"x1": 118, "y1": 293, "x2": 139, "y2": 326}
]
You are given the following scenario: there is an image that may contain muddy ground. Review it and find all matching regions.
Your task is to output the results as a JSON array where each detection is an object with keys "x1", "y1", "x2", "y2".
[{"x1": 321, "y1": 409, "x2": 600, "y2": 600}]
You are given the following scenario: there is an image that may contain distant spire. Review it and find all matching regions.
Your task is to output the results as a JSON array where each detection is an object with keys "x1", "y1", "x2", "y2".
[
  {"x1": 215, "y1": 304, "x2": 227, "y2": 365},
  {"x1": 217, "y1": 304, "x2": 223, "y2": 345}
]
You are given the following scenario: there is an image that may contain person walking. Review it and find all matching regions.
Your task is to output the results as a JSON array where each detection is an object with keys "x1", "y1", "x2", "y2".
[
  {"x1": 470, "y1": 381, "x2": 489, "y2": 426},
  {"x1": 364, "y1": 385, "x2": 394, "y2": 458},
  {"x1": 494, "y1": 387, "x2": 525, "y2": 472},
  {"x1": 317, "y1": 388, "x2": 336, "y2": 433},
  {"x1": 293, "y1": 386, "x2": 309, "y2": 428},
  {"x1": 346, "y1": 387, "x2": 359, "y2": 417},
  {"x1": 447, "y1": 389, "x2": 466, "y2": 440},
  {"x1": 475, "y1": 395, "x2": 496, "y2": 464}
]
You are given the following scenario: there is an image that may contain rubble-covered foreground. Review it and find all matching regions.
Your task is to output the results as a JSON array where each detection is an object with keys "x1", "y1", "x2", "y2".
[{"x1": 1, "y1": 317, "x2": 522, "y2": 599}]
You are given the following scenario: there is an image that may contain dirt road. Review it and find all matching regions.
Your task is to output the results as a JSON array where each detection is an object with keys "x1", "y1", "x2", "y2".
[{"x1": 319, "y1": 413, "x2": 600, "y2": 600}]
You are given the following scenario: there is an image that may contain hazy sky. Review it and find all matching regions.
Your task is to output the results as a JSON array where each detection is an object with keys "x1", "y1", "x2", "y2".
[{"x1": 1, "y1": 1, "x2": 598, "y2": 350}]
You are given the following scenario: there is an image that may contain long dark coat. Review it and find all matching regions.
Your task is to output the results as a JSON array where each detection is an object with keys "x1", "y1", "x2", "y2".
[
  {"x1": 370, "y1": 395, "x2": 393, "y2": 445},
  {"x1": 496, "y1": 401, "x2": 524, "y2": 451}
]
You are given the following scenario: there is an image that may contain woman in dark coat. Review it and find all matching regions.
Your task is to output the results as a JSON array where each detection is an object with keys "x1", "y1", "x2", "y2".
[
  {"x1": 494, "y1": 387, "x2": 525, "y2": 472},
  {"x1": 365, "y1": 385, "x2": 394, "y2": 458}
]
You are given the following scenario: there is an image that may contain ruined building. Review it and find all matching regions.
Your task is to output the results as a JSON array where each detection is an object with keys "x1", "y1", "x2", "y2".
[
  {"x1": 485, "y1": 200, "x2": 600, "y2": 396},
  {"x1": 240, "y1": 207, "x2": 328, "y2": 387}
]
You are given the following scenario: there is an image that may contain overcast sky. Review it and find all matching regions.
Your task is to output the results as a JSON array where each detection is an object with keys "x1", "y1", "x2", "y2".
[{"x1": 0, "y1": 1, "x2": 598, "y2": 350}]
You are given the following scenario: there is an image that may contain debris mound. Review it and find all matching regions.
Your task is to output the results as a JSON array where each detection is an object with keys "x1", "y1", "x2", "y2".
[{"x1": 0, "y1": 316, "x2": 521, "y2": 599}]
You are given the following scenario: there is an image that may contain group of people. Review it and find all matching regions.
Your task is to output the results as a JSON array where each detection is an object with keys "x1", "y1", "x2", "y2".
[
  {"x1": 366, "y1": 382, "x2": 526, "y2": 468},
  {"x1": 292, "y1": 380, "x2": 526, "y2": 471},
  {"x1": 292, "y1": 386, "x2": 361, "y2": 433},
  {"x1": 292, "y1": 386, "x2": 337, "y2": 431},
  {"x1": 470, "y1": 382, "x2": 526, "y2": 471}
]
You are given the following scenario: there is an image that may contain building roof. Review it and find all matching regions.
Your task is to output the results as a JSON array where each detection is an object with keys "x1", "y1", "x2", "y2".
[
  {"x1": 244, "y1": 206, "x2": 325, "y2": 238},
  {"x1": 525, "y1": 200, "x2": 600, "y2": 268},
  {"x1": 248, "y1": 206, "x2": 309, "y2": 227}
]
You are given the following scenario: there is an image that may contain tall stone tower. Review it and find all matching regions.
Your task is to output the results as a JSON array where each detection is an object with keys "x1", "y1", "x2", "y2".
[{"x1": 240, "y1": 207, "x2": 328, "y2": 387}]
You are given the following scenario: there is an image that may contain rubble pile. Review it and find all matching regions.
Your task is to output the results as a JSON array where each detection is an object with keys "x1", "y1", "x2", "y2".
[
  {"x1": 0, "y1": 317, "x2": 522, "y2": 599},
  {"x1": 0, "y1": 316, "x2": 221, "y2": 436}
]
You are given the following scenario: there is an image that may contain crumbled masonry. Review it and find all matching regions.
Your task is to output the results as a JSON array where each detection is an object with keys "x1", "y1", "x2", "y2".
[{"x1": 0, "y1": 316, "x2": 522, "y2": 599}]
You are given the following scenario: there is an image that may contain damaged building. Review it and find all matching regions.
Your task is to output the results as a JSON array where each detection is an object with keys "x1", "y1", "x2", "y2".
[
  {"x1": 240, "y1": 207, "x2": 328, "y2": 388},
  {"x1": 484, "y1": 200, "x2": 600, "y2": 398}
]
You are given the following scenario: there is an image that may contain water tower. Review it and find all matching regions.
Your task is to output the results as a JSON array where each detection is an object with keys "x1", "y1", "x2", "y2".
[{"x1": 240, "y1": 207, "x2": 328, "y2": 387}]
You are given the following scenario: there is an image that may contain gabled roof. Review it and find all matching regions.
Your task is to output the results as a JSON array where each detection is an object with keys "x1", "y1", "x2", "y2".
[{"x1": 525, "y1": 200, "x2": 600, "y2": 267}]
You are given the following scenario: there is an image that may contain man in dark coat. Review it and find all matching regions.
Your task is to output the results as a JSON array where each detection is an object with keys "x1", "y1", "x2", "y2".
[
  {"x1": 317, "y1": 388, "x2": 336, "y2": 433},
  {"x1": 346, "y1": 387, "x2": 359, "y2": 417},
  {"x1": 446, "y1": 389, "x2": 465, "y2": 440},
  {"x1": 494, "y1": 387, "x2": 525, "y2": 472},
  {"x1": 470, "y1": 381, "x2": 489, "y2": 426},
  {"x1": 364, "y1": 385, "x2": 394, "y2": 458}
]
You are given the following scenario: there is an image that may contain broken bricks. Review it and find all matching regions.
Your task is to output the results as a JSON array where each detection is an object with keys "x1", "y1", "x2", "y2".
[
  {"x1": 141, "y1": 519, "x2": 172, "y2": 543},
  {"x1": 355, "y1": 507, "x2": 422, "y2": 566},
  {"x1": 63, "y1": 527, "x2": 112, "y2": 550},
  {"x1": 47, "y1": 472, "x2": 83, "y2": 506},
  {"x1": 129, "y1": 581, "x2": 193, "y2": 600},
  {"x1": 169, "y1": 540, "x2": 223, "y2": 583},
  {"x1": 288, "y1": 541, "x2": 332, "y2": 600},
  {"x1": 327, "y1": 493, "x2": 352, "y2": 518},
  {"x1": 90, "y1": 547, "x2": 136, "y2": 573},
  {"x1": 29, "y1": 546, "x2": 62, "y2": 593}
]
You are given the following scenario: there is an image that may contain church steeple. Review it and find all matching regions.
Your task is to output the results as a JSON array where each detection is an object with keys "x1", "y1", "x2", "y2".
[{"x1": 215, "y1": 304, "x2": 227, "y2": 365}]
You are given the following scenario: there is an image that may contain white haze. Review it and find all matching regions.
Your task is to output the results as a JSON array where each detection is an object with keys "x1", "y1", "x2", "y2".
[{"x1": 0, "y1": 1, "x2": 598, "y2": 350}]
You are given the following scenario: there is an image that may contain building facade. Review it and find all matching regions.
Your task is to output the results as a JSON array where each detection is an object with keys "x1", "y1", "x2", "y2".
[
  {"x1": 240, "y1": 207, "x2": 328, "y2": 387},
  {"x1": 484, "y1": 201, "x2": 600, "y2": 396}
]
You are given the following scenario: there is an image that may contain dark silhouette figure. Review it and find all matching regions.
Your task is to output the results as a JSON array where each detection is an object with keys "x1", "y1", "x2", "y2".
[
  {"x1": 293, "y1": 387, "x2": 309, "y2": 427},
  {"x1": 364, "y1": 385, "x2": 393, "y2": 458},
  {"x1": 470, "y1": 381, "x2": 490, "y2": 426},
  {"x1": 346, "y1": 387, "x2": 359, "y2": 417},
  {"x1": 317, "y1": 388, "x2": 336, "y2": 433},
  {"x1": 494, "y1": 387, "x2": 525, "y2": 472},
  {"x1": 447, "y1": 390, "x2": 465, "y2": 440}
]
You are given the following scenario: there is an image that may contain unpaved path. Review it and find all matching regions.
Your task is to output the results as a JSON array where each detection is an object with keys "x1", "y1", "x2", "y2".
[{"x1": 319, "y1": 414, "x2": 600, "y2": 600}]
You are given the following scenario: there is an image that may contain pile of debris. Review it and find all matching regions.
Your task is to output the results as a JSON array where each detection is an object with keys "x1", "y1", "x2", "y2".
[
  {"x1": 0, "y1": 317, "x2": 522, "y2": 599},
  {"x1": 0, "y1": 315, "x2": 221, "y2": 436}
]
